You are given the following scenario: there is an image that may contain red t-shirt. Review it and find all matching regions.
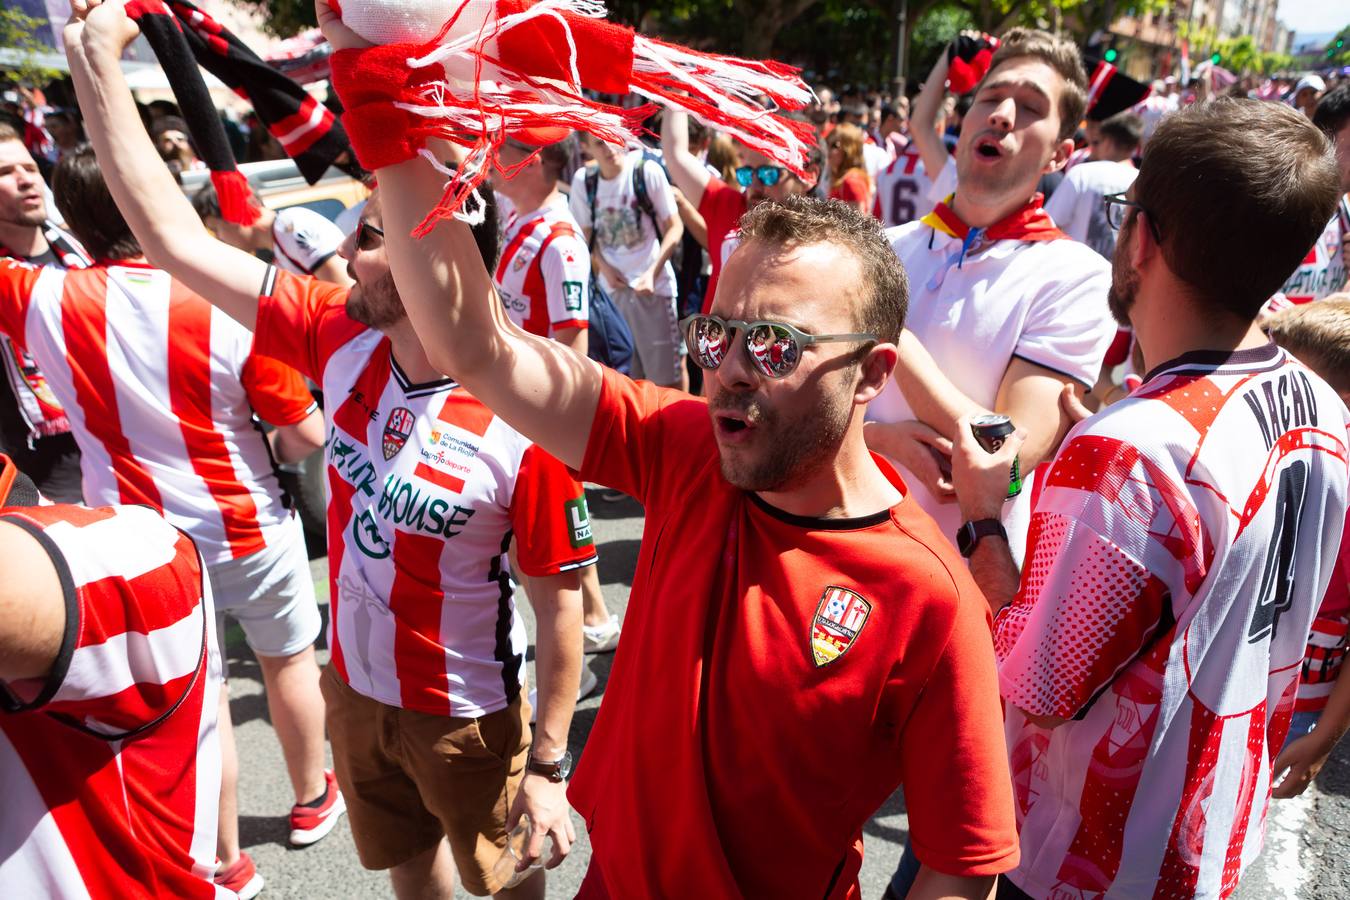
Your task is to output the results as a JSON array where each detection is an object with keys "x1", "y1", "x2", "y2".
[
  {"x1": 567, "y1": 368, "x2": 1019, "y2": 898},
  {"x1": 830, "y1": 170, "x2": 872, "y2": 211},
  {"x1": 697, "y1": 176, "x2": 748, "y2": 314}
]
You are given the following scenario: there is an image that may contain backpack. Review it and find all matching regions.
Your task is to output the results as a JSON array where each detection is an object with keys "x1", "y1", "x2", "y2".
[
  {"x1": 573, "y1": 158, "x2": 672, "y2": 376},
  {"x1": 536, "y1": 223, "x2": 635, "y2": 375}
]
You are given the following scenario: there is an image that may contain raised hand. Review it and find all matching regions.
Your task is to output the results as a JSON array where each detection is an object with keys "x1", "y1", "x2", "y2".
[
  {"x1": 66, "y1": 0, "x2": 140, "y2": 57},
  {"x1": 314, "y1": 0, "x2": 373, "y2": 52}
]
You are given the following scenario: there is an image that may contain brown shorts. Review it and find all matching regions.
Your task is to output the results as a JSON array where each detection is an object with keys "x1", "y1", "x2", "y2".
[{"x1": 320, "y1": 665, "x2": 532, "y2": 894}]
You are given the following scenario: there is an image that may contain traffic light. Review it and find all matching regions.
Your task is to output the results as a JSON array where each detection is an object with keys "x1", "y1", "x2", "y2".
[
  {"x1": 1104, "y1": 47, "x2": 1118, "y2": 63},
  {"x1": 1210, "y1": 52, "x2": 1221, "y2": 64}
]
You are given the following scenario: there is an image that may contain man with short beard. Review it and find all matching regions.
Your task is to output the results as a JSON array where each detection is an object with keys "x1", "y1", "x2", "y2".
[
  {"x1": 67, "y1": 11, "x2": 600, "y2": 895},
  {"x1": 951, "y1": 98, "x2": 1350, "y2": 898},
  {"x1": 307, "y1": 9, "x2": 1020, "y2": 898},
  {"x1": 0, "y1": 123, "x2": 87, "y2": 502}
]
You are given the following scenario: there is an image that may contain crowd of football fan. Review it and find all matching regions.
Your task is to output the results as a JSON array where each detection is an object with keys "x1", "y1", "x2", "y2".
[{"x1": 1, "y1": 3, "x2": 1349, "y2": 899}]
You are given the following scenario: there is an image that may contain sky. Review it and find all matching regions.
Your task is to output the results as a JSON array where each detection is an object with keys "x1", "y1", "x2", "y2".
[{"x1": 1279, "y1": 0, "x2": 1349, "y2": 39}]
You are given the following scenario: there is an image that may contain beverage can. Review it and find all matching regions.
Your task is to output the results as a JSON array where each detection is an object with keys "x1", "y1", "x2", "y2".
[{"x1": 969, "y1": 414, "x2": 1022, "y2": 499}]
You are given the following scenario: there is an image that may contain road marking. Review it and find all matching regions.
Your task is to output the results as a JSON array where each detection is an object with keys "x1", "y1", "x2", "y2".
[{"x1": 1263, "y1": 789, "x2": 1313, "y2": 898}]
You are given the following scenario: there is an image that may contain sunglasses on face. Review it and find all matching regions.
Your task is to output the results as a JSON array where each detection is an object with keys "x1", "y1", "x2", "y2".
[
  {"x1": 681, "y1": 314, "x2": 877, "y2": 379},
  {"x1": 734, "y1": 165, "x2": 786, "y2": 188},
  {"x1": 356, "y1": 220, "x2": 385, "y2": 251}
]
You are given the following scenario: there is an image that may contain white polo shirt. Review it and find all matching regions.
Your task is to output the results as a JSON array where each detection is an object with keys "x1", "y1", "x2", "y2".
[{"x1": 870, "y1": 197, "x2": 1115, "y2": 548}]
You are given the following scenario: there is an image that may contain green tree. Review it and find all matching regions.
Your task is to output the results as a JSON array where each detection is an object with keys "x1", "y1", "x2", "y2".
[{"x1": 0, "y1": 8, "x2": 63, "y2": 92}]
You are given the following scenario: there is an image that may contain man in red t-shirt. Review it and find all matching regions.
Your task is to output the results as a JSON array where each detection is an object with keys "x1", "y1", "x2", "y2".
[
  {"x1": 306, "y1": 11, "x2": 1020, "y2": 898},
  {"x1": 662, "y1": 108, "x2": 822, "y2": 312}
]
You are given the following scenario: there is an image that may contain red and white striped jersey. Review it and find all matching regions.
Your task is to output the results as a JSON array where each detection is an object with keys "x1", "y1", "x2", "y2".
[
  {"x1": 0, "y1": 503, "x2": 223, "y2": 899},
  {"x1": 872, "y1": 145, "x2": 937, "y2": 228},
  {"x1": 1297, "y1": 511, "x2": 1350, "y2": 713},
  {"x1": 255, "y1": 268, "x2": 597, "y2": 716},
  {"x1": 0, "y1": 257, "x2": 317, "y2": 565},
  {"x1": 996, "y1": 343, "x2": 1350, "y2": 899},
  {"x1": 495, "y1": 199, "x2": 590, "y2": 338}
]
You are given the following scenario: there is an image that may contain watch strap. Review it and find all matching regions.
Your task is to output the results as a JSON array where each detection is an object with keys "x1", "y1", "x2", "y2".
[{"x1": 957, "y1": 518, "x2": 1007, "y2": 557}]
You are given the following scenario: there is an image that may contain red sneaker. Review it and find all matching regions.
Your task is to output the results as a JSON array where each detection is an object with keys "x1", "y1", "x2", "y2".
[
  {"x1": 214, "y1": 852, "x2": 264, "y2": 899},
  {"x1": 288, "y1": 769, "x2": 346, "y2": 847}
]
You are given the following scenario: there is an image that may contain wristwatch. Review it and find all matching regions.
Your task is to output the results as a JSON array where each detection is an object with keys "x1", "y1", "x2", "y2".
[
  {"x1": 956, "y1": 519, "x2": 1007, "y2": 558},
  {"x1": 526, "y1": 750, "x2": 573, "y2": 783}
]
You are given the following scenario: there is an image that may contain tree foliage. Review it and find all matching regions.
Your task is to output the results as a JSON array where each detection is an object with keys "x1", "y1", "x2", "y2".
[
  {"x1": 229, "y1": 0, "x2": 1193, "y2": 88},
  {"x1": 0, "y1": 8, "x2": 64, "y2": 91}
]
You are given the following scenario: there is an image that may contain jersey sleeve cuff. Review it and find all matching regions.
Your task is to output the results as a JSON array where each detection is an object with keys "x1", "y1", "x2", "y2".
[
  {"x1": 0, "y1": 515, "x2": 79, "y2": 714},
  {"x1": 518, "y1": 551, "x2": 599, "y2": 578}
]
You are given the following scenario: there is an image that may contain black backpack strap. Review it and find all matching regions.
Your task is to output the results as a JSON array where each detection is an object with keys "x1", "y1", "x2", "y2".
[
  {"x1": 585, "y1": 168, "x2": 600, "y2": 251},
  {"x1": 631, "y1": 158, "x2": 661, "y2": 236}
]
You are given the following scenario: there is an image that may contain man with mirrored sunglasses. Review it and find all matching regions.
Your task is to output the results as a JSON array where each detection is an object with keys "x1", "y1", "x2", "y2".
[
  {"x1": 364, "y1": 74, "x2": 1020, "y2": 892},
  {"x1": 662, "y1": 108, "x2": 821, "y2": 313}
]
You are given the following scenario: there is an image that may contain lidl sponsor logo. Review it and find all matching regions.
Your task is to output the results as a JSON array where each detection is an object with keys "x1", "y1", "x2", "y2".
[
  {"x1": 563, "y1": 280, "x2": 584, "y2": 313},
  {"x1": 565, "y1": 497, "x2": 593, "y2": 548}
]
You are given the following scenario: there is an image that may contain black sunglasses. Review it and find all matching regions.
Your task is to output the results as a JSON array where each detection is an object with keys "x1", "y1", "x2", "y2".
[
  {"x1": 1103, "y1": 192, "x2": 1162, "y2": 242},
  {"x1": 735, "y1": 165, "x2": 785, "y2": 188},
  {"x1": 356, "y1": 221, "x2": 385, "y2": 251},
  {"x1": 681, "y1": 314, "x2": 877, "y2": 379}
]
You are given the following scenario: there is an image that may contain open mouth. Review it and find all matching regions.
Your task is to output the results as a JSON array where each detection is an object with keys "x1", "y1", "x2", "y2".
[
  {"x1": 974, "y1": 136, "x2": 1006, "y2": 159},
  {"x1": 716, "y1": 414, "x2": 751, "y2": 435}
]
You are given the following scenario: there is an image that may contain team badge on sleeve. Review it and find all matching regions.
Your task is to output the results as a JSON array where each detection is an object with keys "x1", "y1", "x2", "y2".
[
  {"x1": 382, "y1": 407, "x2": 416, "y2": 460},
  {"x1": 811, "y1": 586, "x2": 872, "y2": 667}
]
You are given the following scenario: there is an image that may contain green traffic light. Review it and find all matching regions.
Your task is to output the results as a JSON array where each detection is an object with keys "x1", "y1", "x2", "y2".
[
  {"x1": 1210, "y1": 53, "x2": 1221, "y2": 64},
  {"x1": 1104, "y1": 48, "x2": 1118, "y2": 62}
]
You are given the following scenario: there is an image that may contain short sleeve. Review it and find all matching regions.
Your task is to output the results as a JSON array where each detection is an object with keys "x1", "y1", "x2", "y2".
[
  {"x1": 241, "y1": 351, "x2": 317, "y2": 426},
  {"x1": 0, "y1": 257, "x2": 44, "y2": 346},
  {"x1": 272, "y1": 207, "x2": 345, "y2": 275},
  {"x1": 993, "y1": 433, "x2": 1182, "y2": 719},
  {"x1": 568, "y1": 170, "x2": 593, "y2": 231},
  {"x1": 900, "y1": 588, "x2": 1020, "y2": 876},
  {"x1": 0, "y1": 505, "x2": 209, "y2": 738},
  {"x1": 577, "y1": 365, "x2": 709, "y2": 504},
  {"x1": 643, "y1": 162, "x2": 677, "y2": 224},
  {"x1": 1012, "y1": 252, "x2": 1114, "y2": 387},
  {"x1": 255, "y1": 266, "x2": 365, "y2": 382},
  {"x1": 540, "y1": 235, "x2": 591, "y2": 330},
  {"x1": 510, "y1": 444, "x2": 598, "y2": 576}
]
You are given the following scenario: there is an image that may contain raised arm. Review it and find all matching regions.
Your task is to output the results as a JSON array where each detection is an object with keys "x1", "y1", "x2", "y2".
[
  {"x1": 660, "y1": 108, "x2": 712, "y2": 208},
  {"x1": 63, "y1": 0, "x2": 266, "y2": 330},
  {"x1": 379, "y1": 150, "x2": 602, "y2": 469},
  {"x1": 911, "y1": 45, "x2": 955, "y2": 181}
]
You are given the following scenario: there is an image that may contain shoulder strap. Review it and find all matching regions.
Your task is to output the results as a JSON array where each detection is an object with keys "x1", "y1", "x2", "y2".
[
  {"x1": 631, "y1": 158, "x2": 660, "y2": 235},
  {"x1": 585, "y1": 169, "x2": 599, "y2": 250}
]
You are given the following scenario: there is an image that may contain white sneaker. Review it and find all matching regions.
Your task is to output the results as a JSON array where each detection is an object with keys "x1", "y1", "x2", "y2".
[
  {"x1": 583, "y1": 615, "x2": 621, "y2": 654},
  {"x1": 529, "y1": 666, "x2": 599, "y2": 724}
]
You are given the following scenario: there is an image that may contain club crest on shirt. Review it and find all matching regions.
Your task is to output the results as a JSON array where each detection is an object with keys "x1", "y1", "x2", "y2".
[
  {"x1": 382, "y1": 407, "x2": 416, "y2": 460},
  {"x1": 811, "y1": 586, "x2": 871, "y2": 667},
  {"x1": 512, "y1": 251, "x2": 530, "y2": 272}
]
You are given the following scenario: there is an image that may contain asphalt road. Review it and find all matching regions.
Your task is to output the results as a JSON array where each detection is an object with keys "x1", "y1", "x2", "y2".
[{"x1": 227, "y1": 489, "x2": 1349, "y2": 898}]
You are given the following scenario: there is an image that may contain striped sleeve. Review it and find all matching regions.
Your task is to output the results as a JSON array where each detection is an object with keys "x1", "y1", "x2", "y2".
[
  {"x1": 510, "y1": 444, "x2": 597, "y2": 576},
  {"x1": 0, "y1": 505, "x2": 209, "y2": 738},
  {"x1": 256, "y1": 266, "x2": 365, "y2": 382},
  {"x1": 0, "y1": 256, "x2": 45, "y2": 346},
  {"x1": 241, "y1": 351, "x2": 318, "y2": 427}
]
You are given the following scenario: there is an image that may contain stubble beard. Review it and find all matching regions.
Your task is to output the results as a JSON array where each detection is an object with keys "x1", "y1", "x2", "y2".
[
  {"x1": 1107, "y1": 234, "x2": 1140, "y2": 326},
  {"x1": 345, "y1": 270, "x2": 407, "y2": 330},
  {"x1": 711, "y1": 382, "x2": 852, "y2": 493}
]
